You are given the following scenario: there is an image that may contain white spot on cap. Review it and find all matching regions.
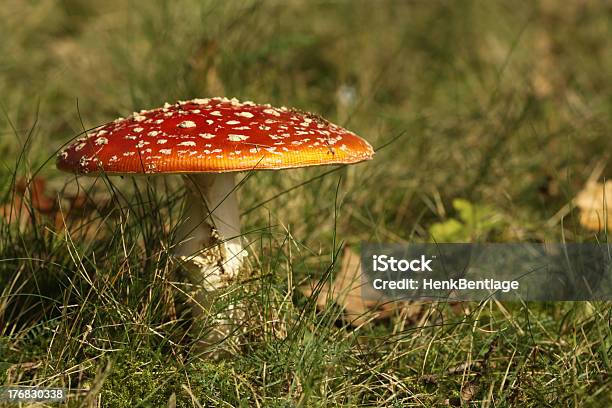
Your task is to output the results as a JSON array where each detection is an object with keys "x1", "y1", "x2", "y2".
[
  {"x1": 148, "y1": 131, "x2": 160, "y2": 137},
  {"x1": 178, "y1": 120, "x2": 197, "y2": 128},
  {"x1": 206, "y1": 119, "x2": 214, "y2": 125},
  {"x1": 249, "y1": 148, "x2": 260, "y2": 153},
  {"x1": 178, "y1": 141, "x2": 196, "y2": 147},
  {"x1": 235, "y1": 126, "x2": 251, "y2": 130},
  {"x1": 60, "y1": 151, "x2": 68, "y2": 159},
  {"x1": 136, "y1": 141, "x2": 150, "y2": 148},
  {"x1": 75, "y1": 142, "x2": 86, "y2": 151},
  {"x1": 226, "y1": 120, "x2": 240, "y2": 125},
  {"x1": 109, "y1": 155, "x2": 119, "y2": 162},
  {"x1": 228, "y1": 134, "x2": 249, "y2": 142},
  {"x1": 160, "y1": 149, "x2": 172, "y2": 155},
  {"x1": 133, "y1": 113, "x2": 146, "y2": 122},
  {"x1": 265, "y1": 146, "x2": 281, "y2": 155},
  {"x1": 235, "y1": 111, "x2": 254, "y2": 118},
  {"x1": 123, "y1": 151, "x2": 136, "y2": 156},
  {"x1": 199, "y1": 133, "x2": 216, "y2": 139},
  {"x1": 210, "y1": 111, "x2": 222, "y2": 116},
  {"x1": 133, "y1": 127, "x2": 144, "y2": 133},
  {"x1": 192, "y1": 98, "x2": 210, "y2": 105},
  {"x1": 157, "y1": 139, "x2": 168, "y2": 144},
  {"x1": 95, "y1": 137, "x2": 108, "y2": 145},
  {"x1": 264, "y1": 108, "x2": 281, "y2": 116}
]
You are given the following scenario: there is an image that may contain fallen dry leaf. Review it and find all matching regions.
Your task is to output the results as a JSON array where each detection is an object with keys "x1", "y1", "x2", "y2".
[
  {"x1": 460, "y1": 382, "x2": 480, "y2": 404},
  {"x1": 575, "y1": 180, "x2": 612, "y2": 231},
  {"x1": 1, "y1": 177, "x2": 58, "y2": 229},
  {"x1": 1, "y1": 195, "x2": 34, "y2": 230},
  {"x1": 300, "y1": 246, "x2": 421, "y2": 326},
  {"x1": 2, "y1": 177, "x2": 57, "y2": 228},
  {"x1": 16, "y1": 177, "x2": 56, "y2": 213},
  {"x1": 2, "y1": 176, "x2": 111, "y2": 240}
]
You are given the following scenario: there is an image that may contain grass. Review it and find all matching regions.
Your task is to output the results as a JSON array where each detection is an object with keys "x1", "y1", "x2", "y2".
[{"x1": 1, "y1": 0, "x2": 611, "y2": 406}]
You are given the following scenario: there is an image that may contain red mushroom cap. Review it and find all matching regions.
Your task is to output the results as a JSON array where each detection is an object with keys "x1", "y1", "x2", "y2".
[{"x1": 57, "y1": 97, "x2": 374, "y2": 174}]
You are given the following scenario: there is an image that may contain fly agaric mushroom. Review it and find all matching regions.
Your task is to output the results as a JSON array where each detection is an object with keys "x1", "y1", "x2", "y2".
[{"x1": 57, "y1": 97, "x2": 373, "y2": 321}]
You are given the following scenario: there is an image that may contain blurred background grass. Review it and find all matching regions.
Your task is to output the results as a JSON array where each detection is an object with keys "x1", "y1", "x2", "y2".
[{"x1": 0, "y1": 0, "x2": 610, "y2": 406}]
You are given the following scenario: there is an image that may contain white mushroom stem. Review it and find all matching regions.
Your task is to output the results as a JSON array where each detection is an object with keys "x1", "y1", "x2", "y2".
[{"x1": 175, "y1": 172, "x2": 245, "y2": 303}]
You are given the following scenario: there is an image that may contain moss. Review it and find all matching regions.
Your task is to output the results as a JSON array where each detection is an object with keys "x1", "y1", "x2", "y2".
[
  {"x1": 99, "y1": 350, "x2": 253, "y2": 407},
  {"x1": 101, "y1": 351, "x2": 176, "y2": 407}
]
